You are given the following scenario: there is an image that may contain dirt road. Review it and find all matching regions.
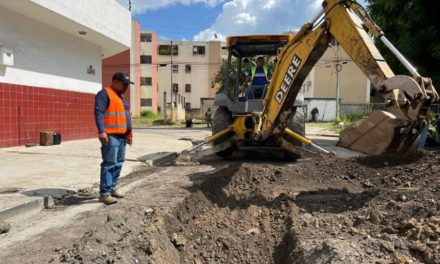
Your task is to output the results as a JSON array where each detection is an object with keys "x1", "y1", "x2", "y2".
[{"x1": 1, "y1": 147, "x2": 439, "y2": 263}]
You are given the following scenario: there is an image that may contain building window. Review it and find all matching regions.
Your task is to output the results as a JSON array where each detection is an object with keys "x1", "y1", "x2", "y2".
[
  {"x1": 141, "y1": 98, "x2": 152, "y2": 106},
  {"x1": 172, "y1": 83, "x2": 178, "y2": 93},
  {"x1": 141, "y1": 33, "x2": 152, "y2": 42},
  {"x1": 172, "y1": 64, "x2": 178, "y2": 73},
  {"x1": 141, "y1": 55, "x2": 152, "y2": 64},
  {"x1": 141, "y1": 77, "x2": 152, "y2": 86},
  {"x1": 221, "y1": 47, "x2": 228, "y2": 56},
  {"x1": 186, "y1": 102, "x2": 191, "y2": 109},
  {"x1": 158, "y1": 45, "x2": 178, "y2": 55},
  {"x1": 193, "y1": 46, "x2": 205, "y2": 55},
  {"x1": 185, "y1": 64, "x2": 191, "y2": 73},
  {"x1": 185, "y1": 84, "x2": 191, "y2": 93}
]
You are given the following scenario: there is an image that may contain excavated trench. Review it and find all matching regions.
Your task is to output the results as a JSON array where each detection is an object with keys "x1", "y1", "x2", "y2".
[
  {"x1": 162, "y1": 161, "x2": 377, "y2": 263},
  {"x1": 56, "y1": 150, "x2": 440, "y2": 264}
]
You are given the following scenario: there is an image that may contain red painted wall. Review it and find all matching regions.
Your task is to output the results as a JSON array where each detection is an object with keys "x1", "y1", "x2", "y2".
[
  {"x1": 0, "y1": 82, "x2": 96, "y2": 148},
  {"x1": 102, "y1": 49, "x2": 131, "y2": 103}
]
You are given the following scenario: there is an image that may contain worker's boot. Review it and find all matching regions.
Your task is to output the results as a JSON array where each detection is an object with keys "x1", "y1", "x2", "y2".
[
  {"x1": 99, "y1": 195, "x2": 117, "y2": 205},
  {"x1": 111, "y1": 189, "x2": 125, "y2": 198}
]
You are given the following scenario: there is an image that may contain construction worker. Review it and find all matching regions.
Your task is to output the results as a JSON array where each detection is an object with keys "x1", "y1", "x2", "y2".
[
  {"x1": 419, "y1": 111, "x2": 433, "y2": 150},
  {"x1": 205, "y1": 108, "x2": 212, "y2": 128},
  {"x1": 311, "y1": 107, "x2": 319, "y2": 122},
  {"x1": 94, "y1": 72, "x2": 133, "y2": 205},
  {"x1": 246, "y1": 56, "x2": 272, "y2": 99},
  {"x1": 435, "y1": 114, "x2": 440, "y2": 140}
]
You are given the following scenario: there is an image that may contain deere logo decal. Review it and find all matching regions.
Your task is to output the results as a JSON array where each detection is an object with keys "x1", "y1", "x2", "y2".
[{"x1": 275, "y1": 55, "x2": 302, "y2": 104}]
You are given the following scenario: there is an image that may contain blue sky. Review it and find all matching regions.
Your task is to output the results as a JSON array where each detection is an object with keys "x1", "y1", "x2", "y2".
[
  {"x1": 119, "y1": 0, "x2": 367, "y2": 41},
  {"x1": 133, "y1": 3, "x2": 223, "y2": 40}
]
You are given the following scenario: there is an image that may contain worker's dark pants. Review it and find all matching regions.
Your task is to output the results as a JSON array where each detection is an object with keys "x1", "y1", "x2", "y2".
[
  {"x1": 418, "y1": 126, "x2": 429, "y2": 150},
  {"x1": 100, "y1": 135, "x2": 126, "y2": 195}
]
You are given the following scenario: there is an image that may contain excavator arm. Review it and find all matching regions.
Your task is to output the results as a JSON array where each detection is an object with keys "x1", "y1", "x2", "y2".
[{"x1": 260, "y1": 0, "x2": 438, "y2": 154}]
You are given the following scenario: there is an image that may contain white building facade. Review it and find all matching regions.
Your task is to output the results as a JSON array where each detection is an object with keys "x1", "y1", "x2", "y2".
[{"x1": 0, "y1": 0, "x2": 132, "y2": 147}]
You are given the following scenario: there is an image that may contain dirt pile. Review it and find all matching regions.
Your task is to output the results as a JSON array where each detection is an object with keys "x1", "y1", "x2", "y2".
[
  {"x1": 165, "y1": 150, "x2": 440, "y2": 263},
  {"x1": 57, "y1": 150, "x2": 439, "y2": 263}
]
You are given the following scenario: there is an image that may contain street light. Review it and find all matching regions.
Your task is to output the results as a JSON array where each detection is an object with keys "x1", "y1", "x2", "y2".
[
  {"x1": 332, "y1": 40, "x2": 348, "y2": 121},
  {"x1": 170, "y1": 40, "x2": 176, "y2": 122}
]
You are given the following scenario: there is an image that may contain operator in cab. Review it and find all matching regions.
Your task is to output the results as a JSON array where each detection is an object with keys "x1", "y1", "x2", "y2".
[{"x1": 246, "y1": 56, "x2": 272, "y2": 99}]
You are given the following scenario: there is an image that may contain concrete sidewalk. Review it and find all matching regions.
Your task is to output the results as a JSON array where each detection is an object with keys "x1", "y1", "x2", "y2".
[{"x1": 0, "y1": 131, "x2": 192, "y2": 220}]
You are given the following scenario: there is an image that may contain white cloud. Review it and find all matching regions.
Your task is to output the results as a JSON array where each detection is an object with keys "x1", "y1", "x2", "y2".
[
  {"x1": 117, "y1": 0, "x2": 225, "y2": 14},
  {"x1": 263, "y1": 0, "x2": 276, "y2": 10},
  {"x1": 192, "y1": 0, "x2": 369, "y2": 41},
  {"x1": 192, "y1": 0, "x2": 326, "y2": 41},
  {"x1": 193, "y1": 28, "x2": 226, "y2": 41},
  {"x1": 234, "y1": 13, "x2": 256, "y2": 26}
]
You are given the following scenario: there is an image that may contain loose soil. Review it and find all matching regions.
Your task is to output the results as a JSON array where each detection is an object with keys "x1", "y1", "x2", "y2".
[{"x1": 2, "y1": 151, "x2": 440, "y2": 263}]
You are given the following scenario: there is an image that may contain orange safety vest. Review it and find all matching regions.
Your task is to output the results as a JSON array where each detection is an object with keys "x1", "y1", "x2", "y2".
[{"x1": 103, "y1": 87, "x2": 127, "y2": 135}]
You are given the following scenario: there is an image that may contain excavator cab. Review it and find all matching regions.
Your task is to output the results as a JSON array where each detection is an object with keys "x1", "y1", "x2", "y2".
[
  {"x1": 216, "y1": 34, "x2": 304, "y2": 113},
  {"x1": 213, "y1": 35, "x2": 307, "y2": 157}
]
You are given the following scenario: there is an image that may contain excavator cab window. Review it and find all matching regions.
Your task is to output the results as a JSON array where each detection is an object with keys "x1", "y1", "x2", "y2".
[{"x1": 225, "y1": 35, "x2": 292, "y2": 99}]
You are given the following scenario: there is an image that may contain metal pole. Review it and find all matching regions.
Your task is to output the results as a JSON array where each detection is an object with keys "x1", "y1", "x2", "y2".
[
  {"x1": 380, "y1": 36, "x2": 420, "y2": 78},
  {"x1": 223, "y1": 49, "x2": 232, "y2": 95},
  {"x1": 170, "y1": 40, "x2": 174, "y2": 122},
  {"x1": 335, "y1": 41, "x2": 341, "y2": 121},
  {"x1": 236, "y1": 57, "x2": 242, "y2": 97},
  {"x1": 163, "y1": 91, "x2": 167, "y2": 120}
]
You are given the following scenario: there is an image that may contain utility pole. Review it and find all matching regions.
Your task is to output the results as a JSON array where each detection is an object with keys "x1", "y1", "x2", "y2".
[
  {"x1": 170, "y1": 40, "x2": 175, "y2": 122},
  {"x1": 335, "y1": 40, "x2": 341, "y2": 121},
  {"x1": 333, "y1": 41, "x2": 347, "y2": 121}
]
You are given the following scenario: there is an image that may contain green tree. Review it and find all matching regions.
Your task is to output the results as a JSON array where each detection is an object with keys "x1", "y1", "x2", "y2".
[
  {"x1": 367, "y1": 0, "x2": 440, "y2": 87},
  {"x1": 212, "y1": 57, "x2": 276, "y2": 95},
  {"x1": 212, "y1": 58, "x2": 239, "y2": 95}
]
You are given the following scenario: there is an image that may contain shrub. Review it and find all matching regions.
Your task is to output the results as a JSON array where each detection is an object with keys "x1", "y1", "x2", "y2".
[{"x1": 140, "y1": 110, "x2": 162, "y2": 119}]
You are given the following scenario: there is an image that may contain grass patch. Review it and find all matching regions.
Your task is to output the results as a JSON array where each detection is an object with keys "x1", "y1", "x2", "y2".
[
  {"x1": 307, "y1": 114, "x2": 367, "y2": 134},
  {"x1": 307, "y1": 122, "x2": 343, "y2": 133},
  {"x1": 132, "y1": 110, "x2": 168, "y2": 127},
  {"x1": 140, "y1": 110, "x2": 162, "y2": 119}
]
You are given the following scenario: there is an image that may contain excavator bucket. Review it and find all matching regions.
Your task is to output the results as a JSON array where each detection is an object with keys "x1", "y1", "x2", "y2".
[{"x1": 339, "y1": 110, "x2": 403, "y2": 155}]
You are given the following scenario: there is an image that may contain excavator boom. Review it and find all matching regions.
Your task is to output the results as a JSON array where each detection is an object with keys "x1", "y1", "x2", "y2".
[{"x1": 260, "y1": 0, "x2": 438, "y2": 154}]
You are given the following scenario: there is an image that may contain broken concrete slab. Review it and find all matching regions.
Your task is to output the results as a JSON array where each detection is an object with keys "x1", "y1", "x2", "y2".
[
  {"x1": 44, "y1": 196, "x2": 55, "y2": 209},
  {"x1": 0, "y1": 221, "x2": 10, "y2": 234}
]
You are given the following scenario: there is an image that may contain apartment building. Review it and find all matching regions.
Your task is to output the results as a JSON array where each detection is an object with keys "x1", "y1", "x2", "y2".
[
  {"x1": 158, "y1": 40, "x2": 222, "y2": 111},
  {"x1": 308, "y1": 46, "x2": 370, "y2": 104},
  {"x1": 299, "y1": 45, "x2": 371, "y2": 121},
  {"x1": 138, "y1": 31, "x2": 158, "y2": 113}
]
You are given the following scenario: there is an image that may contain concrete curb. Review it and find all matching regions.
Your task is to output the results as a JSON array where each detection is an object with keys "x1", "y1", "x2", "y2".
[
  {"x1": 137, "y1": 152, "x2": 178, "y2": 166},
  {"x1": 0, "y1": 196, "x2": 44, "y2": 221}
]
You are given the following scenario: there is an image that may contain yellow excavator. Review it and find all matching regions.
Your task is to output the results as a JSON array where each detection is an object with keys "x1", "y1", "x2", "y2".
[{"x1": 181, "y1": 0, "x2": 438, "y2": 161}]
